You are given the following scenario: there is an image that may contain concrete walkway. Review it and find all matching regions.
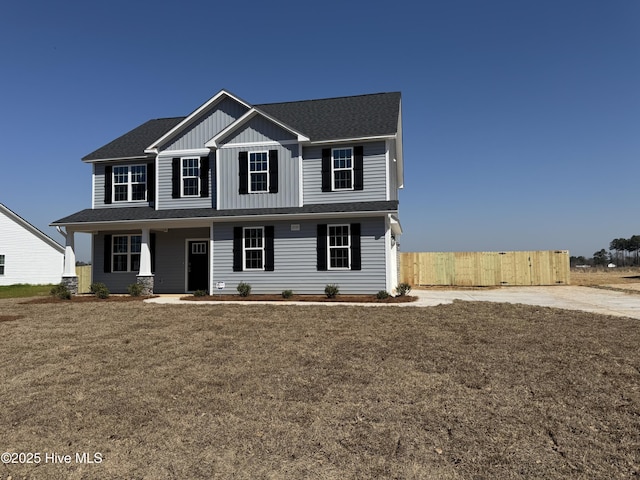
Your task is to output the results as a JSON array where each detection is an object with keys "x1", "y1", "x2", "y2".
[{"x1": 145, "y1": 285, "x2": 640, "y2": 319}]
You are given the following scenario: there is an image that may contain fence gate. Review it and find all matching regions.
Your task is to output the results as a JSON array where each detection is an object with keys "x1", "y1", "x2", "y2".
[{"x1": 399, "y1": 251, "x2": 570, "y2": 286}]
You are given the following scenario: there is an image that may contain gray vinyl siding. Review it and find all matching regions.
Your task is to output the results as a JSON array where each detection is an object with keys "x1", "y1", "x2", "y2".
[
  {"x1": 162, "y1": 97, "x2": 249, "y2": 151},
  {"x1": 212, "y1": 217, "x2": 386, "y2": 294},
  {"x1": 303, "y1": 141, "x2": 388, "y2": 204},
  {"x1": 93, "y1": 161, "x2": 154, "y2": 209},
  {"x1": 219, "y1": 115, "x2": 297, "y2": 145},
  {"x1": 217, "y1": 143, "x2": 299, "y2": 210},
  {"x1": 156, "y1": 156, "x2": 215, "y2": 209},
  {"x1": 93, "y1": 228, "x2": 209, "y2": 294}
]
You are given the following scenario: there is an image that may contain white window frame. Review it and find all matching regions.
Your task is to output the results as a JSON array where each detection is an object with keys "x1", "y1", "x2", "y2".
[
  {"x1": 0, "y1": 254, "x2": 4, "y2": 275},
  {"x1": 181, "y1": 157, "x2": 201, "y2": 197},
  {"x1": 243, "y1": 227, "x2": 265, "y2": 271},
  {"x1": 112, "y1": 235, "x2": 142, "y2": 273},
  {"x1": 331, "y1": 147, "x2": 354, "y2": 191},
  {"x1": 112, "y1": 164, "x2": 147, "y2": 202},
  {"x1": 327, "y1": 224, "x2": 351, "y2": 270},
  {"x1": 249, "y1": 151, "x2": 269, "y2": 193}
]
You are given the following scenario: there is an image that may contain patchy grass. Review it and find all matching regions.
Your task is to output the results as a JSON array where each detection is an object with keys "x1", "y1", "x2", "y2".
[
  {"x1": 571, "y1": 266, "x2": 640, "y2": 286},
  {"x1": 182, "y1": 293, "x2": 417, "y2": 303},
  {"x1": 0, "y1": 299, "x2": 638, "y2": 479},
  {"x1": 0, "y1": 284, "x2": 55, "y2": 299}
]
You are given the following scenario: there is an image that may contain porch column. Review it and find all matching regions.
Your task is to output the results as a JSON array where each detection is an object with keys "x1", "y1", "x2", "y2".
[
  {"x1": 136, "y1": 227, "x2": 154, "y2": 295},
  {"x1": 60, "y1": 228, "x2": 78, "y2": 295}
]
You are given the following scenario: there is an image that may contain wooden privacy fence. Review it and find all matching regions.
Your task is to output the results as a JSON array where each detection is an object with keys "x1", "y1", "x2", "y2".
[
  {"x1": 399, "y1": 251, "x2": 570, "y2": 287},
  {"x1": 76, "y1": 265, "x2": 92, "y2": 293}
]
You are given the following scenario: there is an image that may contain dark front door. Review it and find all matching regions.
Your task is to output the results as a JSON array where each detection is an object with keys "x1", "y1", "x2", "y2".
[{"x1": 188, "y1": 241, "x2": 208, "y2": 291}]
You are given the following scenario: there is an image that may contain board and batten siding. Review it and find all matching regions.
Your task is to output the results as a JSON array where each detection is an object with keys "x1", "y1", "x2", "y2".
[
  {"x1": 303, "y1": 141, "x2": 388, "y2": 204},
  {"x1": 162, "y1": 97, "x2": 249, "y2": 151},
  {"x1": 0, "y1": 210, "x2": 63, "y2": 285},
  {"x1": 156, "y1": 155, "x2": 215, "y2": 209},
  {"x1": 212, "y1": 217, "x2": 387, "y2": 294},
  {"x1": 217, "y1": 143, "x2": 299, "y2": 210},
  {"x1": 219, "y1": 115, "x2": 297, "y2": 145},
  {"x1": 93, "y1": 161, "x2": 155, "y2": 209}
]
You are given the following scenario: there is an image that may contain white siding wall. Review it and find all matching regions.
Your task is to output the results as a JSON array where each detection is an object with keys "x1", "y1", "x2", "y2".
[{"x1": 0, "y1": 212, "x2": 63, "y2": 285}]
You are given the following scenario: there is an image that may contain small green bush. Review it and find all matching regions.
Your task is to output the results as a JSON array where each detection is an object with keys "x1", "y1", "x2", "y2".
[
  {"x1": 128, "y1": 283, "x2": 143, "y2": 297},
  {"x1": 396, "y1": 282, "x2": 412, "y2": 296},
  {"x1": 50, "y1": 283, "x2": 71, "y2": 300},
  {"x1": 376, "y1": 290, "x2": 390, "y2": 300},
  {"x1": 90, "y1": 282, "x2": 110, "y2": 299},
  {"x1": 324, "y1": 284, "x2": 339, "y2": 299},
  {"x1": 193, "y1": 289, "x2": 207, "y2": 297},
  {"x1": 281, "y1": 289, "x2": 293, "y2": 299},
  {"x1": 237, "y1": 282, "x2": 251, "y2": 297}
]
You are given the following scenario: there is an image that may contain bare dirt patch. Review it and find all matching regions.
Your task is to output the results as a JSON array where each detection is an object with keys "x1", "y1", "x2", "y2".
[
  {"x1": 0, "y1": 315, "x2": 21, "y2": 322},
  {"x1": 20, "y1": 295, "x2": 155, "y2": 305},
  {"x1": 0, "y1": 299, "x2": 638, "y2": 479},
  {"x1": 182, "y1": 294, "x2": 417, "y2": 303}
]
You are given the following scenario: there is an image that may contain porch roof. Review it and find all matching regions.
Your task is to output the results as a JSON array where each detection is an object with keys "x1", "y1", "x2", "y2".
[{"x1": 51, "y1": 201, "x2": 399, "y2": 227}]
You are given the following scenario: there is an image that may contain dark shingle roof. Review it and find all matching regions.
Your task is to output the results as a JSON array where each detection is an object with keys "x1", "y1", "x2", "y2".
[
  {"x1": 256, "y1": 92, "x2": 401, "y2": 141},
  {"x1": 82, "y1": 117, "x2": 185, "y2": 161},
  {"x1": 52, "y1": 201, "x2": 398, "y2": 225},
  {"x1": 82, "y1": 92, "x2": 401, "y2": 161}
]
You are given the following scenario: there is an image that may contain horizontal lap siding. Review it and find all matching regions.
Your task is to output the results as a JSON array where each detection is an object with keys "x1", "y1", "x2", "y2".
[
  {"x1": 218, "y1": 144, "x2": 299, "y2": 210},
  {"x1": 213, "y1": 217, "x2": 386, "y2": 294},
  {"x1": 94, "y1": 162, "x2": 154, "y2": 209},
  {"x1": 157, "y1": 156, "x2": 215, "y2": 209},
  {"x1": 303, "y1": 141, "x2": 387, "y2": 204},
  {"x1": 93, "y1": 232, "x2": 138, "y2": 293},
  {"x1": 162, "y1": 97, "x2": 249, "y2": 151}
]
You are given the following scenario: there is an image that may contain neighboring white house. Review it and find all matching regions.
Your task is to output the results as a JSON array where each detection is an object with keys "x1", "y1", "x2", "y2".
[{"x1": 0, "y1": 203, "x2": 64, "y2": 285}]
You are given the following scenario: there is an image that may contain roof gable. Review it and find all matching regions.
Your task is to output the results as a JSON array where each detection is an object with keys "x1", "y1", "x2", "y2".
[{"x1": 0, "y1": 204, "x2": 64, "y2": 253}]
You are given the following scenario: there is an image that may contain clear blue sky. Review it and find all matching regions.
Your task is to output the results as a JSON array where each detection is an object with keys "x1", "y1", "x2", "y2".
[{"x1": 1, "y1": 0, "x2": 638, "y2": 262}]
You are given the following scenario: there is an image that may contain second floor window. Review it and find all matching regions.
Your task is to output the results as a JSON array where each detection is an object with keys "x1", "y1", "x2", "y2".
[
  {"x1": 332, "y1": 148, "x2": 353, "y2": 190},
  {"x1": 182, "y1": 158, "x2": 200, "y2": 197},
  {"x1": 113, "y1": 165, "x2": 146, "y2": 202},
  {"x1": 249, "y1": 152, "x2": 269, "y2": 193}
]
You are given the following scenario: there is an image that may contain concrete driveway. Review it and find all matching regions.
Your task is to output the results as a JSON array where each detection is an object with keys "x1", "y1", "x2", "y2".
[
  {"x1": 411, "y1": 285, "x2": 640, "y2": 319},
  {"x1": 148, "y1": 285, "x2": 640, "y2": 318}
]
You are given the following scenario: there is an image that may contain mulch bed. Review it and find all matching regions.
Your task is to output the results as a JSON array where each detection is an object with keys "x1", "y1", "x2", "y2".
[{"x1": 182, "y1": 294, "x2": 417, "y2": 303}]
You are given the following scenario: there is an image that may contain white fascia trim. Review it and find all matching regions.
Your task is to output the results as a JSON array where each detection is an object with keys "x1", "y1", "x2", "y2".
[
  {"x1": 156, "y1": 148, "x2": 211, "y2": 158},
  {"x1": 396, "y1": 100, "x2": 404, "y2": 189},
  {"x1": 218, "y1": 140, "x2": 298, "y2": 149},
  {"x1": 215, "y1": 149, "x2": 220, "y2": 209},
  {"x1": 306, "y1": 134, "x2": 395, "y2": 145},
  {"x1": 145, "y1": 89, "x2": 253, "y2": 153},
  {"x1": 83, "y1": 156, "x2": 148, "y2": 164},
  {"x1": 206, "y1": 108, "x2": 310, "y2": 148},
  {"x1": 385, "y1": 215, "x2": 392, "y2": 292}
]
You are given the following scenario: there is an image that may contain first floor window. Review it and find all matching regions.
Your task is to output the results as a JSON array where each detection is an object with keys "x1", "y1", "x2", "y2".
[
  {"x1": 113, "y1": 165, "x2": 146, "y2": 202},
  {"x1": 0, "y1": 255, "x2": 4, "y2": 275},
  {"x1": 243, "y1": 227, "x2": 264, "y2": 270},
  {"x1": 328, "y1": 225, "x2": 351, "y2": 269},
  {"x1": 182, "y1": 158, "x2": 200, "y2": 197},
  {"x1": 112, "y1": 235, "x2": 141, "y2": 272}
]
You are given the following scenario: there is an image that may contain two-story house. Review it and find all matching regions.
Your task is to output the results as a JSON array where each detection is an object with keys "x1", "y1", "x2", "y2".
[{"x1": 51, "y1": 89, "x2": 404, "y2": 295}]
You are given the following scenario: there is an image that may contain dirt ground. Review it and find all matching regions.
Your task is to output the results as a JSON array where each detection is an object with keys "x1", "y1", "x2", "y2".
[{"x1": 0, "y1": 299, "x2": 638, "y2": 479}]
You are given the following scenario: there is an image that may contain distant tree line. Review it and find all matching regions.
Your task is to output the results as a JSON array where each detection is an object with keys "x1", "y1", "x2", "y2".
[{"x1": 571, "y1": 235, "x2": 640, "y2": 267}]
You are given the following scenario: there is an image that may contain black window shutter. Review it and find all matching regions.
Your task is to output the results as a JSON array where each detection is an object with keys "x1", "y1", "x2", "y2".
[
  {"x1": 268, "y1": 150, "x2": 278, "y2": 193},
  {"x1": 150, "y1": 233, "x2": 156, "y2": 274},
  {"x1": 147, "y1": 162, "x2": 155, "y2": 202},
  {"x1": 171, "y1": 158, "x2": 180, "y2": 198},
  {"x1": 233, "y1": 227, "x2": 243, "y2": 271},
  {"x1": 103, "y1": 234, "x2": 112, "y2": 273},
  {"x1": 350, "y1": 223, "x2": 361, "y2": 270},
  {"x1": 321, "y1": 149, "x2": 331, "y2": 192},
  {"x1": 104, "y1": 165, "x2": 113, "y2": 204},
  {"x1": 200, "y1": 156, "x2": 209, "y2": 197},
  {"x1": 238, "y1": 152, "x2": 249, "y2": 194},
  {"x1": 265, "y1": 226, "x2": 274, "y2": 271},
  {"x1": 317, "y1": 224, "x2": 327, "y2": 271},
  {"x1": 354, "y1": 146, "x2": 364, "y2": 191}
]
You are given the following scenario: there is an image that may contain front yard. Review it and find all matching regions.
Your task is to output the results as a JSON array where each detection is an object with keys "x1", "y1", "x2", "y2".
[{"x1": 0, "y1": 299, "x2": 638, "y2": 479}]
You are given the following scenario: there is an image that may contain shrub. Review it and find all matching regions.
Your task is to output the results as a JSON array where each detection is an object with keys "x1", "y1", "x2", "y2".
[
  {"x1": 90, "y1": 282, "x2": 110, "y2": 299},
  {"x1": 324, "y1": 284, "x2": 339, "y2": 299},
  {"x1": 281, "y1": 289, "x2": 293, "y2": 299},
  {"x1": 376, "y1": 290, "x2": 390, "y2": 300},
  {"x1": 237, "y1": 282, "x2": 251, "y2": 297},
  {"x1": 128, "y1": 283, "x2": 143, "y2": 297},
  {"x1": 193, "y1": 289, "x2": 207, "y2": 297},
  {"x1": 50, "y1": 283, "x2": 71, "y2": 300},
  {"x1": 396, "y1": 282, "x2": 412, "y2": 296}
]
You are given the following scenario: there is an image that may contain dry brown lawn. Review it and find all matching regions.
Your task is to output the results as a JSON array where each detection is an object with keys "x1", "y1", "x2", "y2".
[
  {"x1": 0, "y1": 299, "x2": 638, "y2": 479},
  {"x1": 571, "y1": 266, "x2": 640, "y2": 286}
]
